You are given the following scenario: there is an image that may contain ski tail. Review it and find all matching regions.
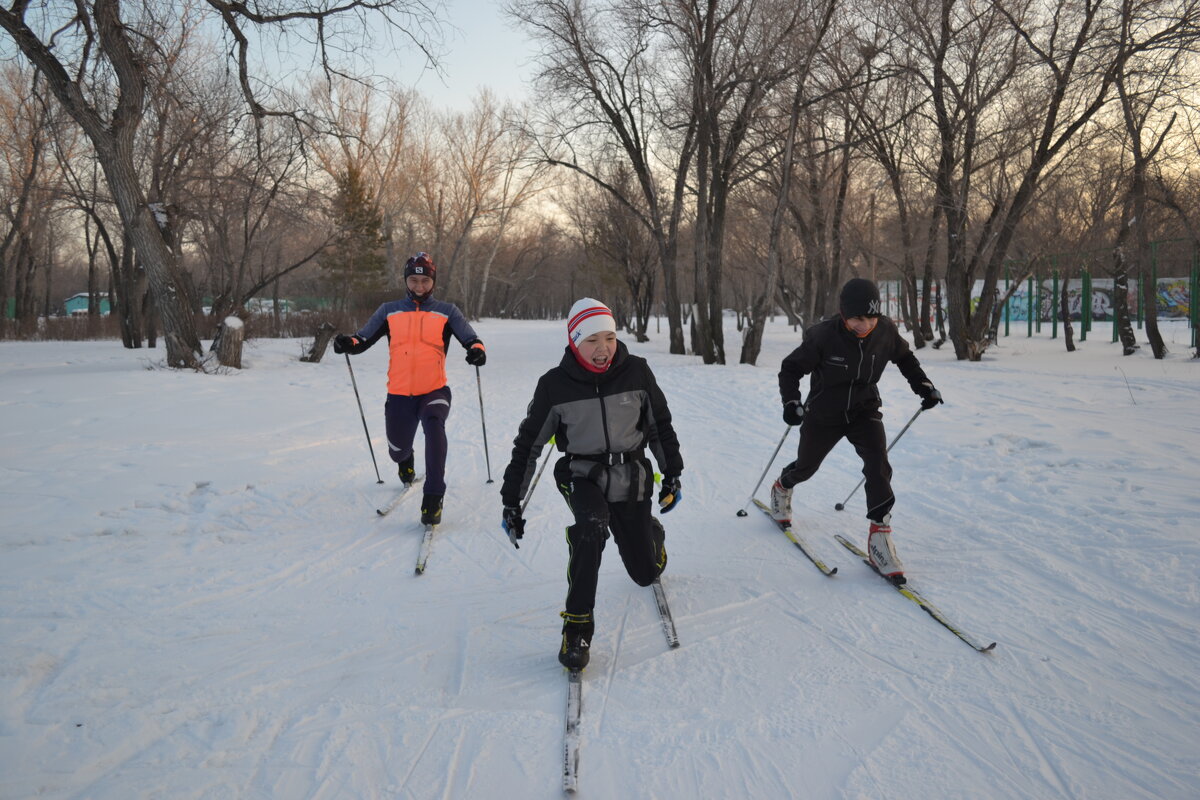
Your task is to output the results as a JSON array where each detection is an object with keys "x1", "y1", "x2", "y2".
[
  {"x1": 563, "y1": 669, "x2": 582, "y2": 792},
  {"x1": 376, "y1": 475, "x2": 425, "y2": 516},
  {"x1": 414, "y1": 524, "x2": 436, "y2": 574},
  {"x1": 652, "y1": 577, "x2": 681, "y2": 649}
]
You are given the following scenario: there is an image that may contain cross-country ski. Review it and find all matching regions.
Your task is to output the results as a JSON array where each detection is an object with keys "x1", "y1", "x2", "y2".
[
  {"x1": 414, "y1": 523, "x2": 436, "y2": 575},
  {"x1": 835, "y1": 535, "x2": 997, "y2": 653},
  {"x1": 652, "y1": 576, "x2": 681, "y2": 649},
  {"x1": 752, "y1": 498, "x2": 838, "y2": 576},
  {"x1": 563, "y1": 668, "x2": 583, "y2": 792},
  {"x1": 375, "y1": 475, "x2": 425, "y2": 516}
]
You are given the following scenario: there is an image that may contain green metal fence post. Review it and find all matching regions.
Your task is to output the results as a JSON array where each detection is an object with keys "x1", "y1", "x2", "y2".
[
  {"x1": 1052, "y1": 268, "x2": 1059, "y2": 339},
  {"x1": 1080, "y1": 268, "x2": 1090, "y2": 341},
  {"x1": 1150, "y1": 240, "x2": 1158, "y2": 329},
  {"x1": 1191, "y1": 241, "x2": 1198, "y2": 349},
  {"x1": 1004, "y1": 263, "x2": 1011, "y2": 337},
  {"x1": 1027, "y1": 274, "x2": 1034, "y2": 337}
]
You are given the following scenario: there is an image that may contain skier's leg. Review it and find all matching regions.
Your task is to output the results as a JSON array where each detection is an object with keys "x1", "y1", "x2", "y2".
[
  {"x1": 608, "y1": 462, "x2": 663, "y2": 585},
  {"x1": 555, "y1": 469, "x2": 610, "y2": 623},
  {"x1": 417, "y1": 386, "x2": 452, "y2": 496},
  {"x1": 384, "y1": 394, "x2": 420, "y2": 467},
  {"x1": 845, "y1": 410, "x2": 893, "y2": 522},
  {"x1": 555, "y1": 470, "x2": 607, "y2": 668},
  {"x1": 778, "y1": 419, "x2": 844, "y2": 489},
  {"x1": 609, "y1": 501, "x2": 665, "y2": 586}
]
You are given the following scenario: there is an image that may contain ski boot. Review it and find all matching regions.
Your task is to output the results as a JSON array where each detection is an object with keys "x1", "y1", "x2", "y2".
[
  {"x1": 769, "y1": 479, "x2": 793, "y2": 525},
  {"x1": 397, "y1": 453, "x2": 416, "y2": 485},
  {"x1": 651, "y1": 518, "x2": 667, "y2": 574},
  {"x1": 420, "y1": 493, "x2": 443, "y2": 526},
  {"x1": 867, "y1": 515, "x2": 905, "y2": 584},
  {"x1": 559, "y1": 612, "x2": 594, "y2": 671}
]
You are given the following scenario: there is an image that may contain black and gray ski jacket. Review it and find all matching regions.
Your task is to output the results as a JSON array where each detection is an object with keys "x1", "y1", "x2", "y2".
[
  {"x1": 501, "y1": 342, "x2": 684, "y2": 506},
  {"x1": 779, "y1": 315, "x2": 933, "y2": 425}
]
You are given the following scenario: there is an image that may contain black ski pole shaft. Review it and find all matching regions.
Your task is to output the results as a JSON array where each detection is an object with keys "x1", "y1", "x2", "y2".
[
  {"x1": 834, "y1": 407, "x2": 924, "y2": 511},
  {"x1": 344, "y1": 353, "x2": 384, "y2": 484},
  {"x1": 736, "y1": 425, "x2": 793, "y2": 516},
  {"x1": 476, "y1": 366, "x2": 494, "y2": 483},
  {"x1": 521, "y1": 444, "x2": 555, "y2": 515}
]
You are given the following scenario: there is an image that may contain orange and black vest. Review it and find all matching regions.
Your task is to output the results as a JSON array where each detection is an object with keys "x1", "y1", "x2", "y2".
[{"x1": 346, "y1": 296, "x2": 481, "y2": 396}]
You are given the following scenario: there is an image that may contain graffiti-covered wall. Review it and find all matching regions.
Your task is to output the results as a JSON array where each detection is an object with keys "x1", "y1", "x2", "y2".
[
  {"x1": 870, "y1": 277, "x2": 1194, "y2": 327},
  {"x1": 985, "y1": 278, "x2": 1191, "y2": 322}
]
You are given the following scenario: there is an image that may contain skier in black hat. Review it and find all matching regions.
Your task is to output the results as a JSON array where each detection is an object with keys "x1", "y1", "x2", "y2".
[{"x1": 769, "y1": 278, "x2": 942, "y2": 583}]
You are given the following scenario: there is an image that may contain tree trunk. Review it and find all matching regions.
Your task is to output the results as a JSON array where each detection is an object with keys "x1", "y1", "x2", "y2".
[
  {"x1": 1061, "y1": 271, "x2": 1076, "y2": 352},
  {"x1": 212, "y1": 316, "x2": 245, "y2": 369},
  {"x1": 103, "y1": 154, "x2": 201, "y2": 366},
  {"x1": 302, "y1": 322, "x2": 337, "y2": 363},
  {"x1": 1110, "y1": 203, "x2": 1139, "y2": 355}
]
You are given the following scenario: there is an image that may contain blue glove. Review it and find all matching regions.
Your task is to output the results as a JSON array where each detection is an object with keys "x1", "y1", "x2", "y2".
[
  {"x1": 502, "y1": 505, "x2": 525, "y2": 548},
  {"x1": 658, "y1": 476, "x2": 681, "y2": 513}
]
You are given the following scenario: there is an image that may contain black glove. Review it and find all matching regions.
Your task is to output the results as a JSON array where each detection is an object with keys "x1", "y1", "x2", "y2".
[
  {"x1": 502, "y1": 505, "x2": 525, "y2": 548},
  {"x1": 919, "y1": 382, "x2": 944, "y2": 410},
  {"x1": 658, "y1": 475, "x2": 681, "y2": 513},
  {"x1": 782, "y1": 399, "x2": 805, "y2": 426},
  {"x1": 465, "y1": 342, "x2": 486, "y2": 366},
  {"x1": 332, "y1": 334, "x2": 355, "y2": 354}
]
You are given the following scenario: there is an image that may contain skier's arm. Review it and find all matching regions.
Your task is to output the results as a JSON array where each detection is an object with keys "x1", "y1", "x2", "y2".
[
  {"x1": 778, "y1": 338, "x2": 819, "y2": 405},
  {"x1": 338, "y1": 304, "x2": 390, "y2": 355},
  {"x1": 445, "y1": 304, "x2": 487, "y2": 365},
  {"x1": 500, "y1": 377, "x2": 558, "y2": 507},
  {"x1": 643, "y1": 364, "x2": 684, "y2": 478}
]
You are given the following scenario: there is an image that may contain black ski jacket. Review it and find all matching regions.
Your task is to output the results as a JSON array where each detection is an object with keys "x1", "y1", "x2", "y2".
[
  {"x1": 501, "y1": 342, "x2": 683, "y2": 507},
  {"x1": 779, "y1": 315, "x2": 933, "y2": 424}
]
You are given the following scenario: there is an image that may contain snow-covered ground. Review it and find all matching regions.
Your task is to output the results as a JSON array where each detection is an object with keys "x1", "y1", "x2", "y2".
[{"x1": 2, "y1": 316, "x2": 1198, "y2": 799}]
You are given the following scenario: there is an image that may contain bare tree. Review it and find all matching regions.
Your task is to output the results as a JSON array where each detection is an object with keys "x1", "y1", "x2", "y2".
[
  {"x1": 658, "y1": 0, "x2": 806, "y2": 364},
  {"x1": 508, "y1": 0, "x2": 697, "y2": 353},
  {"x1": 1, "y1": 0, "x2": 443, "y2": 367},
  {"x1": 738, "y1": 0, "x2": 838, "y2": 365},
  {"x1": 434, "y1": 93, "x2": 549, "y2": 317},
  {"x1": 565, "y1": 166, "x2": 658, "y2": 340}
]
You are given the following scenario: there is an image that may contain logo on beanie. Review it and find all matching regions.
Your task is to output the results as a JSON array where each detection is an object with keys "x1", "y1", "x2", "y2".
[
  {"x1": 404, "y1": 252, "x2": 436, "y2": 280},
  {"x1": 567, "y1": 298, "x2": 616, "y2": 346},
  {"x1": 867, "y1": 299, "x2": 880, "y2": 315}
]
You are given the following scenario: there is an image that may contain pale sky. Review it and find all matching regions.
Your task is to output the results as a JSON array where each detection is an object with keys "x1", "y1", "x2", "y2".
[{"x1": 402, "y1": 0, "x2": 539, "y2": 111}]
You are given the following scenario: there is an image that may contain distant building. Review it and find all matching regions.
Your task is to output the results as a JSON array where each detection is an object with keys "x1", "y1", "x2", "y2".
[{"x1": 64, "y1": 293, "x2": 111, "y2": 316}]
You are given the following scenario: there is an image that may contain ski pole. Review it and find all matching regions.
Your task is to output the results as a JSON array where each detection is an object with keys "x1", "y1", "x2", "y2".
[
  {"x1": 736, "y1": 425, "x2": 793, "y2": 516},
  {"x1": 476, "y1": 365, "x2": 494, "y2": 484},
  {"x1": 834, "y1": 407, "x2": 924, "y2": 511},
  {"x1": 521, "y1": 439, "x2": 555, "y2": 514},
  {"x1": 344, "y1": 352, "x2": 384, "y2": 484}
]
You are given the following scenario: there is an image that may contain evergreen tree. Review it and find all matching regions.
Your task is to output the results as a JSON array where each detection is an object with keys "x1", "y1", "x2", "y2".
[{"x1": 323, "y1": 165, "x2": 387, "y2": 310}]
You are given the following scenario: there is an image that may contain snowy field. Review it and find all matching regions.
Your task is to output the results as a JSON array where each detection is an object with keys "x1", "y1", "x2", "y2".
[{"x1": 2, "y1": 316, "x2": 1198, "y2": 799}]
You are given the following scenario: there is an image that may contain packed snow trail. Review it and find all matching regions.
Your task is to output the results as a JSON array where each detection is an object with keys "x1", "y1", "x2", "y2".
[{"x1": 2, "y1": 319, "x2": 1199, "y2": 799}]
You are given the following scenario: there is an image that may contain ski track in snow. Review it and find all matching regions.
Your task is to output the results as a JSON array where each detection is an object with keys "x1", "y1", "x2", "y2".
[{"x1": 2, "y1": 319, "x2": 1199, "y2": 799}]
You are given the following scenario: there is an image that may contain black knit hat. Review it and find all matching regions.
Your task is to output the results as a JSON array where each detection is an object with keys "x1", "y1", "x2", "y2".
[
  {"x1": 403, "y1": 252, "x2": 436, "y2": 282},
  {"x1": 840, "y1": 278, "x2": 882, "y2": 317}
]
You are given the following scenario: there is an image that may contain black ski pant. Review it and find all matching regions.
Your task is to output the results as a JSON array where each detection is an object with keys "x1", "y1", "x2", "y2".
[
  {"x1": 779, "y1": 409, "x2": 894, "y2": 523},
  {"x1": 555, "y1": 466, "x2": 666, "y2": 625}
]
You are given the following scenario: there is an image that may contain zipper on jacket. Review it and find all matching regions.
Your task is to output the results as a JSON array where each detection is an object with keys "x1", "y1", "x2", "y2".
[
  {"x1": 596, "y1": 381, "x2": 613, "y2": 453},
  {"x1": 847, "y1": 339, "x2": 865, "y2": 418}
]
